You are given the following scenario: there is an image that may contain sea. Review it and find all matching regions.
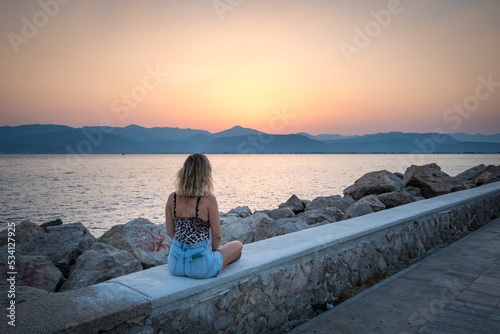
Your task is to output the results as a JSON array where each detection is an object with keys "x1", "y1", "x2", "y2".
[{"x1": 1, "y1": 154, "x2": 499, "y2": 237}]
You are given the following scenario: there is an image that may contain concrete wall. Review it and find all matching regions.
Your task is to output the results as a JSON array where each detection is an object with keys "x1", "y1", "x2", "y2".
[{"x1": 11, "y1": 182, "x2": 500, "y2": 334}]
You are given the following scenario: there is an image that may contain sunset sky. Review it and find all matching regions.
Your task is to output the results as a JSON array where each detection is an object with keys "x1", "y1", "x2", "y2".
[{"x1": 0, "y1": 0, "x2": 499, "y2": 135}]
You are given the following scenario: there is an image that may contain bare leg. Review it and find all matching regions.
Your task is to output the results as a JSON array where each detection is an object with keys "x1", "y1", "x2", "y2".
[{"x1": 218, "y1": 240, "x2": 243, "y2": 269}]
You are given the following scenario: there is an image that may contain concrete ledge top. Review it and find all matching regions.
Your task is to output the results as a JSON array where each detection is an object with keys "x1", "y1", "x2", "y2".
[
  {"x1": 109, "y1": 182, "x2": 500, "y2": 310},
  {"x1": 13, "y1": 282, "x2": 151, "y2": 334}
]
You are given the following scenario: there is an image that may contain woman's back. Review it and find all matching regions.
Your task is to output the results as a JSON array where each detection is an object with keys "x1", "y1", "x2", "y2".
[
  {"x1": 173, "y1": 193, "x2": 210, "y2": 244},
  {"x1": 173, "y1": 194, "x2": 210, "y2": 221}
]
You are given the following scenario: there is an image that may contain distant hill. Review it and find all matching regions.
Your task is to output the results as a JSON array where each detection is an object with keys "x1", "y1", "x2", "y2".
[
  {"x1": 212, "y1": 125, "x2": 266, "y2": 138},
  {"x1": 449, "y1": 133, "x2": 500, "y2": 143},
  {"x1": 0, "y1": 124, "x2": 499, "y2": 154},
  {"x1": 107, "y1": 124, "x2": 211, "y2": 142},
  {"x1": 0, "y1": 124, "x2": 73, "y2": 142},
  {"x1": 296, "y1": 132, "x2": 360, "y2": 141}
]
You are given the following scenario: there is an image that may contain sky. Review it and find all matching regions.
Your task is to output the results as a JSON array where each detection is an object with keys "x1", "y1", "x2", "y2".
[{"x1": 0, "y1": 0, "x2": 499, "y2": 136}]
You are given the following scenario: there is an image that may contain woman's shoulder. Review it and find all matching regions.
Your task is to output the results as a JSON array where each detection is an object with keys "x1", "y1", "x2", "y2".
[
  {"x1": 200, "y1": 194, "x2": 217, "y2": 206},
  {"x1": 201, "y1": 194, "x2": 216, "y2": 202},
  {"x1": 166, "y1": 192, "x2": 176, "y2": 203}
]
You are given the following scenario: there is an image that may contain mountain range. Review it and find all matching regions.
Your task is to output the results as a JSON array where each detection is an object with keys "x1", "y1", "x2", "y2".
[{"x1": 0, "y1": 124, "x2": 499, "y2": 154}]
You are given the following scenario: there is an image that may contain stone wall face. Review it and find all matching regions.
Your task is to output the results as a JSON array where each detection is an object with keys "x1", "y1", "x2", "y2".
[{"x1": 104, "y1": 192, "x2": 500, "y2": 334}]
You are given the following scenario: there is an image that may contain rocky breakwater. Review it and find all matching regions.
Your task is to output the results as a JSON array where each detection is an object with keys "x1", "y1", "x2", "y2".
[
  {"x1": 220, "y1": 163, "x2": 500, "y2": 245},
  {"x1": 1, "y1": 162, "x2": 498, "y2": 307},
  {"x1": 0, "y1": 218, "x2": 171, "y2": 306}
]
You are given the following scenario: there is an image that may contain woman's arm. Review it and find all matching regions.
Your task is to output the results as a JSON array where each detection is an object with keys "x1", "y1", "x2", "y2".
[
  {"x1": 165, "y1": 192, "x2": 175, "y2": 239},
  {"x1": 208, "y1": 195, "x2": 222, "y2": 251}
]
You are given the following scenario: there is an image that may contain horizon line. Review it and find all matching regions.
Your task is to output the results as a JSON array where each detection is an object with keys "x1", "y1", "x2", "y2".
[{"x1": 1, "y1": 122, "x2": 499, "y2": 137}]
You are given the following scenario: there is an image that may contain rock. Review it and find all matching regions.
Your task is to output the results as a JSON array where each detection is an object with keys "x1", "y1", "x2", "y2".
[
  {"x1": 403, "y1": 163, "x2": 453, "y2": 198},
  {"x1": 254, "y1": 218, "x2": 310, "y2": 241},
  {"x1": 44, "y1": 221, "x2": 92, "y2": 234},
  {"x1": 17, "y1": 222, "x2": 96, "y2": 277},
  {"x1": 451, "y1": 180, "x2": 476, "y2": 192},
  {"x1": 356, "y1": 195, "x2": 386, "y2": 212},
  {"x1": 278, "y1": 195, "x2": 305, "y2": 214},
  {"x1": 99, "y1": 218, "x2": 171, "y2": 269},
  {"x1": 474, "y1": 165, "x2": 500, "y2": 185},
  {"x1": 404, "y1": 186, "x2": 423, "y2": 197},
  {"x1": 59, "y1": 242, "x2": 143, "y2": 291},
  {"x1": 474, "y1": 171, "x2": 493, "y2": 185},
  {"x1": 343, "y1": 195, "x2": 355, "y2": 206},
  {"x1": 18, "y1": 220, "x2": 47, "y2": 243},
  {"x1": 221, "y1": 213, "x2": 310, "y2": 244},
  {"x1": 343, "y1": 170, "x2": 405, "y2": 200},
  {"x1": 17, "y1": 286, "x2": 50, "y2": 304},
  {"x1": 41, "y1": 218, "x2": 63, "y2": 229},
  {"x1": 227, "y1": 206, "x2": 252, "y2": 218},
  {"x1": 342, "y1": 202, "x2": 373, "y2": 220},
  {"x1": 377, "y1": 189, "x2": 423, "y2": 208},
  {"x1": 297, "y1": 208, "x2": 343, "y2": 225},
  {"x1": 450, "y1": 164, "x2": 499, "y2": 189},
  {"x1": 0, "y1": 252, "x2": 65, "y2": 292},
  {"x1": 0, "y1": 220, "x2": 46, "y2": 247},
  {"x1": 262, "y1": 208, "x2": 295, "y2": 220},
  {"x1": 452, "y1": 164, "x2": 486, "y2": 181},
  {"x1": 394, "y1": 172, "x2": 404, "y2": 180},
  {"x1": 221, "y1": 212, "x2": 272, "y2": 244},
  {"x1": 305, "y1": 195, "x2": 353, "y2": 212}
]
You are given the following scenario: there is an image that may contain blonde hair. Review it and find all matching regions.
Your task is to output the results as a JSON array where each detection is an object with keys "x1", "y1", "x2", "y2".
[{"x1": 175, "y1": 153, "x2": 213, "y2": 197}]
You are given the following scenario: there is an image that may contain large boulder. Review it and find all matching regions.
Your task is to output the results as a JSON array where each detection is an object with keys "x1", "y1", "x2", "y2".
[
  {"x1": 451, "y1": 180, "x2": 477, "y2": 192},
  {"x1": 17, "y1": 220, "x2": 46, "y2": 243},
  {"x1": 227, "y1": 206, "x2": 252, "y2": 218},
  {"x1": 356, "y1": 195, "x2": 386, "y2": 212},
  {"x1": 221, "y1": 212, "x2": 272, "y2": 244},
  {"x1": 99, "y1": 218, "x2": 171, "y2": 269},
  {"x1": 0, "y1": 252, "x2": 65, "y2": 293},
  {"x1": 16, "y1": 287, "x2": 51, "y2": 304},
  {"x1": 297, "y1": 208, "x2": 343, "y2": 225},
  {"x1": 343, "y1": 170, "x2": 404, "y2": 200},
  {"x1": 261, "y1": 208, "x2": 295, "y2": 220},
  {"x1": 405, "y1": 186, "x2": 423, "y2": 197},
  {"x1": 452, "y1": 164, "x2": 486, "y2": 181},
  {"x1": 17, "y1": 223, "x2": 96, "y2": 277},
  {"x1": 474, "y1": 165, "x2": 500, "y2": 185},
  {"x1": 0, "y1": 220, "x2": 46, "y2": 247},
  {"x1": 59, "y1": 242, "x2": 143, "y2": 292},
  {"x1": 40, "y1": 218, "x2": 63, "y2": 229},
  {"x1": 451, "y1": 164, "x2": 488, "y2": 191},
  {"x1": 403, "y1": 163, "x2": 453, "y2": 198},
  {"x1": 342, "y1": 202, "x2": 373, "y2": 220},
  {"x1": 0, "y1": 285, "x2": 52, "y2": 308},
  {"x1": 278, "y1": 194, "x2": 306, "y2": 214},
  {"x1": 377, "y1": 189, "x2": 423, "y2": 208},
  {"x1": 254, "y1": 218, "x2": 310, "y2": 241},
  {"x1": 221, "y1": 212, "x2": 310, "y2": 244},
  {"x1": 305, "y1": 195, "x2": 354, "y2": 212}
]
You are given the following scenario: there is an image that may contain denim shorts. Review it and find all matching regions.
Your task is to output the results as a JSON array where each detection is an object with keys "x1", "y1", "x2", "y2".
[{"x1": 167, "y1": 239, "x2": 223, "y2": 279}]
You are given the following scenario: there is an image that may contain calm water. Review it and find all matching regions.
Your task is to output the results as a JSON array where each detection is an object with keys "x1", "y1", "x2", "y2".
[{"x1": 1, "y1": 154, "x2": 499, "y2": 237}]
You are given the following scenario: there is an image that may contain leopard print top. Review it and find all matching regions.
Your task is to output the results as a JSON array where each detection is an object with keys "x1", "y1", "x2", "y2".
[{"x1": 173, "y1": 193, "x2": 211, "y2": 244}]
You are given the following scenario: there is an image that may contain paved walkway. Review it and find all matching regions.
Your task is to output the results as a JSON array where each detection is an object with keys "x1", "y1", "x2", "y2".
[{"x1": 291, "y1": 218, "x2": 500, "y2": 334}]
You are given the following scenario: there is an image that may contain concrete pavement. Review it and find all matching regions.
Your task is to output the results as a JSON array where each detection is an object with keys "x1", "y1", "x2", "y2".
[{"x1": 291, "y1": 218, "x2": 500, "y2": 334}]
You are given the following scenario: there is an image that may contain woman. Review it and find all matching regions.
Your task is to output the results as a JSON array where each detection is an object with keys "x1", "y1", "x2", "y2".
[{"x1": 166, "y1": 153, "x2": 243, "y2": 278}]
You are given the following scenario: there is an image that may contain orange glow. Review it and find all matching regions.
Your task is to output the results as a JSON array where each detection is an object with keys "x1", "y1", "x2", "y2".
[{"x1": 0, "y1": 1, "x2": 499, "y2": 135}]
